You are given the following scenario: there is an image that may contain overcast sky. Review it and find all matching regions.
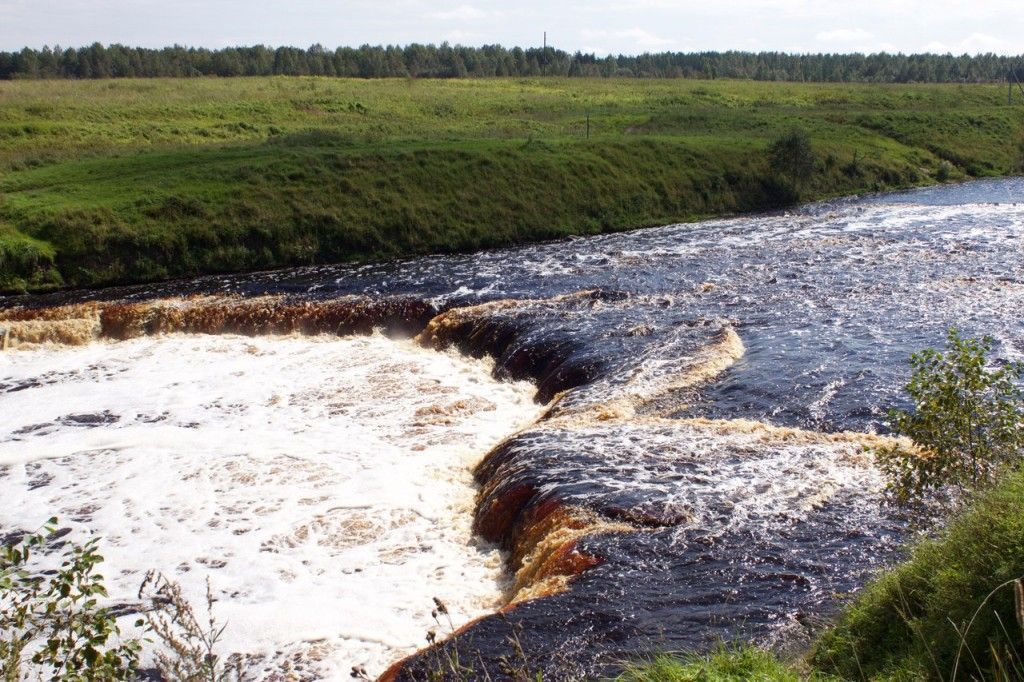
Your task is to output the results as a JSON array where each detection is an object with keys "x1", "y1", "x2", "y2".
[{"x1": 1, "y1": 0, "x2": 1022, "y2": 55}]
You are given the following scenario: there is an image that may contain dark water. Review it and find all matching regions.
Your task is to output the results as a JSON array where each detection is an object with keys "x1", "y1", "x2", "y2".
[
  {"x1": 5, "y1": 179, "x2": 1024, "y2": 678},
  {"x1": 24, "y1": 178, "x2": 1023, "y2": 431}
]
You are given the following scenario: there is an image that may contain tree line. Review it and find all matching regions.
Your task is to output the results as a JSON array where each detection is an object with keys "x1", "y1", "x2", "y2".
[{"x1": 1, "y1": 43, "x2": 1023, "y2": 82}]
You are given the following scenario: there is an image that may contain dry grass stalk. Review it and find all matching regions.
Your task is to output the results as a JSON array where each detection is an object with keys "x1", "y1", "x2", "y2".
[
  {"x1": 1015, "y1": 579, "x2": 1024, "y2": 646},
  {"x1": 138, "y1": 571, "x2": 243, "y2": 682}
]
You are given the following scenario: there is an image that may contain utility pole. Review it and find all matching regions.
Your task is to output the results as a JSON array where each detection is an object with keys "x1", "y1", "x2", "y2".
[
  {"x1": 543, "y1": 32, "x2": 547, "y2": 50},
  {"x1": 1011, "y1": 68, "x2": 1024, "y2": 104}
]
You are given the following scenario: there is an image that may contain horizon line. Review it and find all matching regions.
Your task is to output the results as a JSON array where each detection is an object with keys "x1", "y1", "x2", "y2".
[{"x1": 3, "y1": 42, "x2": 1023, "y2": 60}]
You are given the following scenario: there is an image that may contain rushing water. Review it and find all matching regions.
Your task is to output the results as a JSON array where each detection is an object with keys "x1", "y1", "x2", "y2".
[
  {"x1": 1, "y1": 179, "x2": 1023, "y2": 679},
  {"x1": 0, "y1": 334, "x2": 542, "y2": 678}
]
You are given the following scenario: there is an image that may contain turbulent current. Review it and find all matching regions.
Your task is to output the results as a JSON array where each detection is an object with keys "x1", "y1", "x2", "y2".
[
  {"x1": 1, "y1": 178, "x2": 1023, "y2": 679},
  {"x1": 0, "y1": 334, "x2": 542, "y2": 677}
]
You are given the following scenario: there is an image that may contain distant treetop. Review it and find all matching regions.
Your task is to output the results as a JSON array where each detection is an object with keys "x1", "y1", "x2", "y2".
[{"x1": 1, "y1": 43, "x2": 1023, "y2": 82}]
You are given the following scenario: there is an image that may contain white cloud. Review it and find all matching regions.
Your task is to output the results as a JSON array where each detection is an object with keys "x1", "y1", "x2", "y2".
[
  {"x1": 580, "y1": 27, "x2": 674, "y2": 50},
  {"x1": 924, "y1": 32, "x2": 1012, "y2": 54},
  {"x1": 429, "y1": 4, "x2": 488, "y2": 21},
  {"x1": 574, "y1": 0, "x2": 815, "y2": 18},
  {"x1": 443, "y1": 29, "x2": 486, "y2": 44},
  {"x1": 957, "y1": 32, "x2": 1012, "y2": 53},
  {"x1": 816, "y1": 28, "x2": 873, "y2": 43}
]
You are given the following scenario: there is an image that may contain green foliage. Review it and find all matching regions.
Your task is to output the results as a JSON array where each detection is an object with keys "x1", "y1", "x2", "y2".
[
  {"x1": 767, "y1": 128, "x2": 816, "y2": 187},
  {"x1": 1, "y1": 44, "x2": 1023, "y2": 82},
  {"x1": 2, "y1": 521, "x2": 243, "y2": 681},
  {"x1": 0, "y1": 77, "x2": 1020, "y2": 291},
  {"x1": 876, "y1": 329, "x2": 1024, "y2": 506},
  {"x1": 616, "y1": 645, "x2": 819, "y2": 682},
  {"x1": 0, "y1": 519, "x2": 142, "y2": 681},
  {"x1": 0, "y1": 227, "x2": 61, "y2": 292},
  {"x1": 810, "y1": 468, "x2": 1024, "y2": 680}
]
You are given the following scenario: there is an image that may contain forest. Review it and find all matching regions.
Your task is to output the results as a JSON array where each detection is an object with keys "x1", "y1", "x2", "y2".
[{"x1": 2, "y1": 43, "x2": 1024, "y2": 82}]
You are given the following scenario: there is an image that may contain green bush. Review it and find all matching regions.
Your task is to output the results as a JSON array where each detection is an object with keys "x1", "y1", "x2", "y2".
[
  {"x1": 2, "y1": 520, "x2": 239, "y2": 681},
  {"x1": 0, "y1": 227, "x2": 60, "y2": 292},
  {"x1": 875, "y1": 328, "x2": 1024, "y2": 507},
  {"x1": 767, "y1": 128, "x2": 815, "y2": 187},
  {"x1": 1, "y1": 519, "x2": 142, "y2": 680}
]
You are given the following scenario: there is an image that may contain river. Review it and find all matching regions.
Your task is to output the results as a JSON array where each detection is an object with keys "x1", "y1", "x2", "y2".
[{"x1": 1, "y1": 178, "x2": 1022, "y2": 679}]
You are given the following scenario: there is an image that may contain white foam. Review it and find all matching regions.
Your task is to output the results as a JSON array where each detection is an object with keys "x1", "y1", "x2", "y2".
[{"x1": 0, "y1": 333, "x2": 544, "y2": 678}]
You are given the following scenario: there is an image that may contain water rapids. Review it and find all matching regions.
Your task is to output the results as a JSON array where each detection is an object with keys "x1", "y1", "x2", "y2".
[{"x1": 1, "y1": 178, "x2": 1023, "y2": 679}]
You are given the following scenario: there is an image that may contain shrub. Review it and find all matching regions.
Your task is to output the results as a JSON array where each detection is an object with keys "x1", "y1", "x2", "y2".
[
  {"x1": 0, "y1": 519, "x2": 142, "y2": 680},
  {"x1": 875, "y1": 328, "x2": 1024, "y2": 507},
  {"x1": 2, "y1": 521, "x2": 238, "y2": 682},
  {"x1": 767, "y1": 128, "x2": 815, "y2": 186}
]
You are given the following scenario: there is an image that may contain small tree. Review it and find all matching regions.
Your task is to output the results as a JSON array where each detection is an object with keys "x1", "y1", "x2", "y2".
[
  {"x1": 1, "y1": 519, "x2": 142, "y2": 680},
  {"x1": 2, "y1": 521, "x2": 241, "y2": 682},
  {"x1": 877, "y1": 328, "x2": 1024, "y2": 506},
  {"x1": 767, "y1": 128, "x2": 815, "y2": 186}
]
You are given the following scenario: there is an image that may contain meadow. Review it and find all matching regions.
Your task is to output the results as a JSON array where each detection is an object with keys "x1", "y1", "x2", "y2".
[{"x1": 1, "y1": 76, "x2": 1022, "y2": 291}]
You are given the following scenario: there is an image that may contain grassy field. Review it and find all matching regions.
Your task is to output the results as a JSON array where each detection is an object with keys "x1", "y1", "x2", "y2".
[{"x1": 1, "y1": 77, "x2": 1022, "y2": 291}]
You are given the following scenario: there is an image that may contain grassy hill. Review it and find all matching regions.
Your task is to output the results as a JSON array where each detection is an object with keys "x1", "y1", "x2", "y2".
[{"x1": 1, "y1": 77, "x2": 1022, "y2": 292}]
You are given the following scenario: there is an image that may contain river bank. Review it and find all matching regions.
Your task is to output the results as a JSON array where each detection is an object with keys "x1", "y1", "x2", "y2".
[
  {"x1": 2, "y1": 77, "x2": 1022, "y2": 292},
  {"x1": 618, "y1": 466, "x2": 1024, "y2": 681}
]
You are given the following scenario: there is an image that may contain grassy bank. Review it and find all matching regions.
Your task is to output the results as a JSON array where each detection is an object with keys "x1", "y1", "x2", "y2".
[
  {"x1": 618, "y1": 646, "x2": 813, "y2": 681},
  {"x1": 1, "y1": 77, "x2": 1022, "y2": 291},
  {"x1": 619, "y1": 468, "x2": 1024, "y2": 681}
]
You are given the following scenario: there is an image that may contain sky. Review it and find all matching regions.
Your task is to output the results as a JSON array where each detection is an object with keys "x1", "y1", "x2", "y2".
[{"x1": 1, "y1": 0, "x2": 1022, "y2": 55}]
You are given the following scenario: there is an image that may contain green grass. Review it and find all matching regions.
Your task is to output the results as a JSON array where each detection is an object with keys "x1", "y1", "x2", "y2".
[
  {"x1": 617, "y1": 645, "x2": 825, "y2": 682},
  {"x1": 0, "y1": 224, "x2": 58, "y2": 291},
  {"x1": 0, "y1": 77, "x2": 1022, "y2": 291},
  {"x1": 620, "y1": 468, "x2": 1024, "y2": 681}
]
